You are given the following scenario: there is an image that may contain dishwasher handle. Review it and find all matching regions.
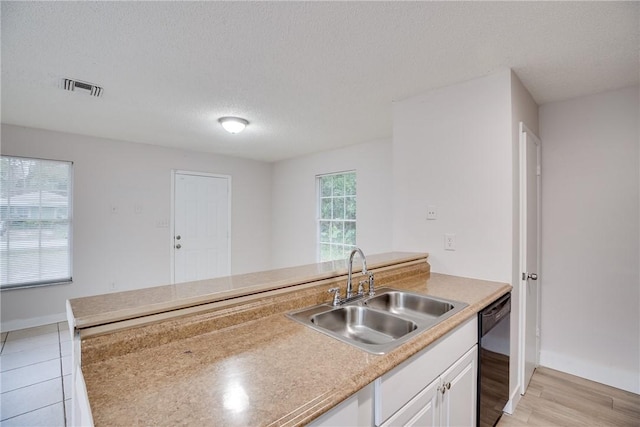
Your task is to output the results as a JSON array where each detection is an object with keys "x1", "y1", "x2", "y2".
[{"x1": 480, "y1": 293, "x2": 511, "y2": 337}]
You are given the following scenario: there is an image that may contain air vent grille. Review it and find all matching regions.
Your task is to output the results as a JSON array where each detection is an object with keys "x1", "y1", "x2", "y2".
[{"x1": 62, "y1": 78, "x2": 103, "y2": 97}]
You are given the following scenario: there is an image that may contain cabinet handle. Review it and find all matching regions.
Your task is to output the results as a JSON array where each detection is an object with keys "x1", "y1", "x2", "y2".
[{"x1": 439, "y1": 382, "x2": 452, "y2": 396}]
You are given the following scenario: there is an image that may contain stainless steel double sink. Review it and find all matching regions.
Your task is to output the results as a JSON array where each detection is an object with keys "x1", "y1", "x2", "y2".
[{"x1": 287, "y1": 288, "x2": 467, "y2": 354}]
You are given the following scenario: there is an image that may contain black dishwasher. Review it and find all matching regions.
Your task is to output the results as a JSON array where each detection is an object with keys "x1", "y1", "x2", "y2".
[{"x1": 477, "y1": 292, "x2": 511, "y2": 427}]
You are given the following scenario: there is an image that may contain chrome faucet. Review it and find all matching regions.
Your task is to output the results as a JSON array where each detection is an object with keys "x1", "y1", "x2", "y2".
[
  {"x1": 328, "y1": 247, "x2": 375, "y2": 306},
  {"x1": 346, "y1": 247, "x2": 367, "y2": 298}
]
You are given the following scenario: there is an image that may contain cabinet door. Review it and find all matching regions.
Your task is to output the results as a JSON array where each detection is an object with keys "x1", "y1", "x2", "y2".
[
  {"x1": 310, "y1": 383, "x2": 373, "y2": 427},
  {"x1": 309, "y1": 394, "x2": 359, "y2": 427},
  {"x1": 377, "y1": 317, "x2": 478, "y2": 423},
  {"x1": 440, "y1": 345, "x2": 478, "y2": 427},
  {"x1": 381, "y1": 377, "x2": 439, "y2": 427}
]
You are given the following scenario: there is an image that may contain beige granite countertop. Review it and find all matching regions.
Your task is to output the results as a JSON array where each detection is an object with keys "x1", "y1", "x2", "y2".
[
  {"x1": 69, "y1": 252, "x2": 426, "y2": 329},
  {"x1": 80, "y1": 266, "x2": 511, "y2": 426}
]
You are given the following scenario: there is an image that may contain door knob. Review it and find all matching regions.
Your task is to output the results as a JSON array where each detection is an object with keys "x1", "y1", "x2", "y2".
[
  {"x1": 527, "y1": 273, "x2": 537, "y2": 280},
  {"x1": 175, "y1": 244, "x2": 182, "y2": 249},
  {"x1": 175, "y1": 235, "x2": 181, "y2": 240}
]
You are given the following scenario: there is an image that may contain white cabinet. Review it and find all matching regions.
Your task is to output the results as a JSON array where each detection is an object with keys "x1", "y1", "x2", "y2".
[
  {"x1": 375, "y1": 317, "x2": 478, "y2": 427},
  {"x1": 68, "y1": 324, "x2": 94, "y2": 427},
  {"x1": 439, "y1": 345, "x2": 478, "y2": 427},
  {"x1": 380, "y1": 346, "x2": 477, "y2": 427},
  {"x1": 380, "y1": 374, "x2": 440, "y2": 427},
  {"x1": 72, "y1": 363, "x2": 94, "y2": 427},
  {"x1": 309, "y1": 382, "x2": 374, "y2": 427}
]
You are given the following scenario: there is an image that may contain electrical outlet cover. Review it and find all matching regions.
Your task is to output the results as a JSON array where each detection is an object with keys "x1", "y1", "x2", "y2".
[
  {"x1": 444, "y1": 233, "x2": 456, "y2": 251},
  {"x1": 427, "y1": 205, "x2": 437, "y2": 220}
]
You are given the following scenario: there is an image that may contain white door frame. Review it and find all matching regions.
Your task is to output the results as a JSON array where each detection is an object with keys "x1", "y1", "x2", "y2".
[
  {"x1": 518, "y1": 122, "x2": 542, "y2": 395},
  {"x1": 170, "y1": 170, "x2": 232, "y2": 284}
]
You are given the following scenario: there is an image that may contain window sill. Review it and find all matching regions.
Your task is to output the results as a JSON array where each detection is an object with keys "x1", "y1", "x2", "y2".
[{"x1": 1, "y1": 279, "x2": 73, "y2": 291}]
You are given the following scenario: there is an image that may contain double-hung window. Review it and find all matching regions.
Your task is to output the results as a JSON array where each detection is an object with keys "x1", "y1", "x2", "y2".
[
  {"x1": 1, "y1": 156, "x2": 73, "y2": 289},
  {"x1": 317, "y1": 171, "x2": 356, "y2": 262}
]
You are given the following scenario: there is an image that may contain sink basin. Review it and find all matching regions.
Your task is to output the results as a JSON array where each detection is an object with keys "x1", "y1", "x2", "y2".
[
  {"x1": 287, "y1": 288, "x2": 467, "y2": 354},
  {"x1": 364, "y1": 291, "x2": 457, "y2": 324},
  {"x1": 311, "y1": 306, "x2": 417, "y2": 345}
]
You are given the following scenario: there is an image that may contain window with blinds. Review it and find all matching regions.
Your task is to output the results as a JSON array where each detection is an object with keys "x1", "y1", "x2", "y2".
[{"x1": 1, "y1": 156, "x2": 73, "y2": 289}]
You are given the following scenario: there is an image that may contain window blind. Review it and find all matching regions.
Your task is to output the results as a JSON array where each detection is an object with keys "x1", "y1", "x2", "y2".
[{"x1": 1, "y1": 156, "x2": 73, "y2": 289}]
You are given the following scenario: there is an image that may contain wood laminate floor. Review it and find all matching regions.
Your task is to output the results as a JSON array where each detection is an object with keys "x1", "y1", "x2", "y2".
[{"x1": 497, "y1": 367, "x2": 640, "y2": 427}]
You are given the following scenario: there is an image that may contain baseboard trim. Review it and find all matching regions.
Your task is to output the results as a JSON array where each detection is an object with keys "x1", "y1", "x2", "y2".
[
  {"x1": 540, "y1": 350, "x2": 640, "y2": 394},
  {"x1": 1, "y1": 312, "x2": 67, "y2": 332},
  {"x1": 503, "y1": 385, "x2": 522, "y2": 414}
]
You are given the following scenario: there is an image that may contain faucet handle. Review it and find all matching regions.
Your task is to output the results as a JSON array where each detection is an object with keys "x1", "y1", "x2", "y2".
[
  {"x1": 328, "y1": 287, "x2": 341, "y2": 306},
  {"x1": 357, "y1": 280, "x2": 366, "y2": 295},
  {"x1": 367, "y1": 272, "x2": 375, "y2": 296}
]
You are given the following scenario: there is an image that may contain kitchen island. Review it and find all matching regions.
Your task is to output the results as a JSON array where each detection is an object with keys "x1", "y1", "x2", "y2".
[{"x1": 67, "y1": 252, "x2": 511, "y2": 426}]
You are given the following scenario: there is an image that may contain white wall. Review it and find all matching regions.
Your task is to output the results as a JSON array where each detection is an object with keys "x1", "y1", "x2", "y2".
[
  {"x1": 539, "y1": 86, "x2": 640, "y2": 393},
  {"x1": 391, "y1": 70, "x2": 513, "y2": 282},
  {"x1": 271, "y1": 139, "x2": 393, "y2": 268},
  {"x1": 0, "y1": 124, "x2": 272, "y2": 331},
  {"x1": 391, "y1": 70, "x2": 540, "y2": 408}
]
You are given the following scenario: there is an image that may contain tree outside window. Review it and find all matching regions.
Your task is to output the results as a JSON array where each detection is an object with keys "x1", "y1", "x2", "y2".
[{"x1": 317, "y1": 171, "x2": 356, "y2": 262}]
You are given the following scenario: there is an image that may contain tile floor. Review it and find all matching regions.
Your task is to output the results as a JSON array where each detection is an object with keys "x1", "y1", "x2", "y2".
[{"x1": 0, "y1": 323, "x2": 71, "y2": 427}]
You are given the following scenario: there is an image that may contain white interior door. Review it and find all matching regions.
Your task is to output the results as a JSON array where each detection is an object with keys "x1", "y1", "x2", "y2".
[
  {"x1": 173, "y1": 171, "x2": 230, "y2": 283},
  {"x1": 519, "y1": 123, "x2": 541, "y2": 394}
]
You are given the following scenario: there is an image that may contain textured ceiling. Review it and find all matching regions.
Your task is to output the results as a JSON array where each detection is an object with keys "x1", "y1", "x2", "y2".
[{"x1": 1, "y1": 2, "x2": 638, "y2": 162}]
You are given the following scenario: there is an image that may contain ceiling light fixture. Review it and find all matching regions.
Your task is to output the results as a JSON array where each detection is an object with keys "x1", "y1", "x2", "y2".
[{"x1": 218, "y1": 116, "x2": 249, "y2": 134}]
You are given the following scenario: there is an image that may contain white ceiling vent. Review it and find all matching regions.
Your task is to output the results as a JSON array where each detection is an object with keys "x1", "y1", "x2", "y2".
[{"x1": 62, "y1": 78, "x2": 103, "y2": 97}]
